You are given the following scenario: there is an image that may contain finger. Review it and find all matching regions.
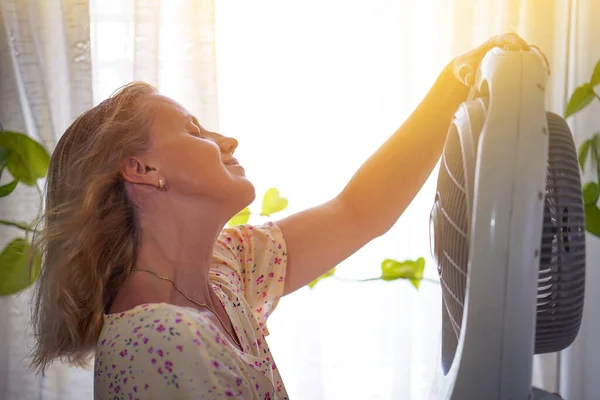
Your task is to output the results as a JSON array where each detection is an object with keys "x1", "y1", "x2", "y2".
[
  {"x1": 455, "y1": 63, "x2": 475, "y2": 86},
  {"x1": 530, "y1": 44, "x2": 552, "y2": 76},
  {"x1": 489, "y1": 33, "x2": 530, "y2": 50}
]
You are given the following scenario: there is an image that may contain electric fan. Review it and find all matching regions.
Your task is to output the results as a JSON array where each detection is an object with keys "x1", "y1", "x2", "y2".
[{"x1": 429, "y1": 47, "x2": 586, "y2": 400}]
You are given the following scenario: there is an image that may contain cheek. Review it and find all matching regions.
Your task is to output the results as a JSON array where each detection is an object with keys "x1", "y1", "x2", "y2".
[
  {"x1": 163, "y1": 140, "x2": 218, "y2": 172},
  {"x1": 163, "y1": 141, "x2": 229, "y2": 190}
]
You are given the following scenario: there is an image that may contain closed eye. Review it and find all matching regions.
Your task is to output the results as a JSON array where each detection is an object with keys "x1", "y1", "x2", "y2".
[{"x1": 187, "y1": 117, "x2": 203, "y2": 138}]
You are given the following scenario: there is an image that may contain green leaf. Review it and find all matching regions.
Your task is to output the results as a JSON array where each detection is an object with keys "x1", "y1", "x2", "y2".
[
  {"x1": 308, "y1": 267, "x2": 336, "y2": 289},
  {"x1": 0, "y1": 146, "x2": 8, "y2": 166},
  {"x1": 0, "y1": 131, "x2": 50, "y2": 186},
  {"x1": 579, "y1": 139, "x2": 592, "y2": 171},
  {"x1": 0, "y1": 238, "x2": 42, "y2": 296},
  {"x1": 260, "y1": 188, "x2": 288, "y2": 217},
  {"x1": 583, "y1": 182, "x2": 600, "y2": 206},
  {"x1": 0, "y1": 180, "x2": 18, "y2": 197},
  {"x1": 0, "y1": 146, "x2": 8, "y2": 180},
  {"x1": 584, "y1": 204, "x2": 600, "y2": 238},
  {"x1": 228, "y1": 207, "x2": 251, "y2": 226},
  {"x1": 565, "y1": 83, "x2": 596, "y2": 119},
  {"x1": 380, "y1": 257, "x2": 425, "y2": 289},
  {"x1": 592, "y1": 133, "x2": 600, "y2": 161},
  {"x1": 591, "y1": 60, "x2": 600, "y2": 86}
]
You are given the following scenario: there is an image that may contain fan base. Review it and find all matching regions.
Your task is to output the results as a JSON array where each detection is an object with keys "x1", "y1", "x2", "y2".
[{"x1": 532, "y1": 388, "x2": 563, "y2": 399}]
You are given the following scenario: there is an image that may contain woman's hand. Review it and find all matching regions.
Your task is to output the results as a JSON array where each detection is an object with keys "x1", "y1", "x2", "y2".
[{"x1": 450, "y1": 33, "x2": 532, "y2": 86}]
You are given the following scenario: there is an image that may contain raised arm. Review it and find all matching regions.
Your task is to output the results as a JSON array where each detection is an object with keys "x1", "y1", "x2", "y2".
[{"x1": 277, "y1": 34, "x2": 531, "y2": 295}]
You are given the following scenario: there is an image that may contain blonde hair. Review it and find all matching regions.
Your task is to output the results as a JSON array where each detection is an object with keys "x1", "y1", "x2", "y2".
[{"x1": 29, "y1": 82, "x2": 158, "y2": 375}]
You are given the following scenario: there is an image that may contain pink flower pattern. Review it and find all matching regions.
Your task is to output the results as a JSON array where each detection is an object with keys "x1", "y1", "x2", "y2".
[{"x1": 94, "y1": 222, "x2": 288, "y2": 399}]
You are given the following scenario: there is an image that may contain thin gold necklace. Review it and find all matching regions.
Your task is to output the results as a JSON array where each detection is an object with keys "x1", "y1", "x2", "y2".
[{"x1": 132, "y1": 269, "x2": 242, "y2": 350}]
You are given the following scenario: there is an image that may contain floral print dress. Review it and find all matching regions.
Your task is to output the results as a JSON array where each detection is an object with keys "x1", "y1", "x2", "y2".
[{"x1": 94, "y1": 223, "x2": 289, "y2": 399}]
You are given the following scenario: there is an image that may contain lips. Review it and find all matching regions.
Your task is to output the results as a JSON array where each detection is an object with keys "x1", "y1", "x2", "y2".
[{"x1": 223, "y1": 157, "x2": 239, "y2": 166}]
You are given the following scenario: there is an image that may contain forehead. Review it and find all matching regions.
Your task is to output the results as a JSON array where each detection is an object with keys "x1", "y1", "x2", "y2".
[{"x1": 148, "y1": 94, "x2": 191, "y2": 123}]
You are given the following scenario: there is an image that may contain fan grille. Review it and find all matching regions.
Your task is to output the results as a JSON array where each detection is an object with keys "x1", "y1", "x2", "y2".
[
  {"x1": 435, "y1": 116, "x2": 470, "y2": 335},
  {"x1": 536, "y1": 112, "x2": 586, "y2": 353},
  {"x1": 434, "y1": 110, "x2": 586, "y2": 354}
]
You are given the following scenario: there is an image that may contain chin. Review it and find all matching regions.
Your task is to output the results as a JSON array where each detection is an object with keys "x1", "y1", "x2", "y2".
[
  {"x1": 227, "y1": 178, "x2": 255, "y2": 209},
  {"x1": 240, "y1": 180, "x2": 256, "y2": 207},
  {"x1": 220, "y1": 176, "x2": 255, "y2": 218}
]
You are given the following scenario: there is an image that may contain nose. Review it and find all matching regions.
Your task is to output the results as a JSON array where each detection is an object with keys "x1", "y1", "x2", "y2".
[{"x1": 219, "y1": 136, "x2": 238, "y2": 155}]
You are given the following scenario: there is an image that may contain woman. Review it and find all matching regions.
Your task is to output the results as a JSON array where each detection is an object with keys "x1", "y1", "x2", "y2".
[{"x1": 29, "y1": 34, "x2": 532, "y2": 399}]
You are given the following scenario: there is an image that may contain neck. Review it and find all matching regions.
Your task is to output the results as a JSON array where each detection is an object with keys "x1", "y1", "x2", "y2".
[{"x1": 132, "y1": 193, "x2": 229, "y2": 307}]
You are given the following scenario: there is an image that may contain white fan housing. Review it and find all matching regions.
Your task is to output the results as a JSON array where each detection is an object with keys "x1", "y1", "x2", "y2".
[{"x1": 430, "y1": 48, "x2": 554, "y2": 400}]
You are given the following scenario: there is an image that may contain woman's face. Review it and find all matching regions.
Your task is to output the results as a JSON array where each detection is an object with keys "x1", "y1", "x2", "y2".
[{"x1": 145, "y1": 94, "x2": 255, "y2": 210}]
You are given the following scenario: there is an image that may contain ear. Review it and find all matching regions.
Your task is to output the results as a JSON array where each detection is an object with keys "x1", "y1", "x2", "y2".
[{"x1": 120, "y1": 156, "x2": 161, "y2": 187}]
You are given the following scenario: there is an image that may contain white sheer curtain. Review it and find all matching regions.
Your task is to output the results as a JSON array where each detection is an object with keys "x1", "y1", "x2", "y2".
[
  {"x1": 1, "y1": 0, "x2": 597, "y2": 399},
  {"x1": 0, "y1": 1, "x2": 93, "y2": 399},
  {"x1": 90, "y1": 0, "x2": 219, "y2": 131}
]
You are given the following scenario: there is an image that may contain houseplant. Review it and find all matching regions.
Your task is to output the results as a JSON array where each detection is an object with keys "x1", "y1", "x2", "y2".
[
  {"x1": 0, "y1": 126, "x2": 48, "y2": 295},
  {"x1": 565, "y1": 60, "x2": 600, "y2": 237}
]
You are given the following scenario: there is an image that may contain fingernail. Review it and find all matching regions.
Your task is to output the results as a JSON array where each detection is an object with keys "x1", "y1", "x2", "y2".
[{"x1": 465, "y1": 72, "x2": 473, "y2": 86}]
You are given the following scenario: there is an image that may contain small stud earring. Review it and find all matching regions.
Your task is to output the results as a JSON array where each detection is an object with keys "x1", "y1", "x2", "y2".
[{"x1": 158, "y1": 179, "x2": 165, "y2": 190}]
